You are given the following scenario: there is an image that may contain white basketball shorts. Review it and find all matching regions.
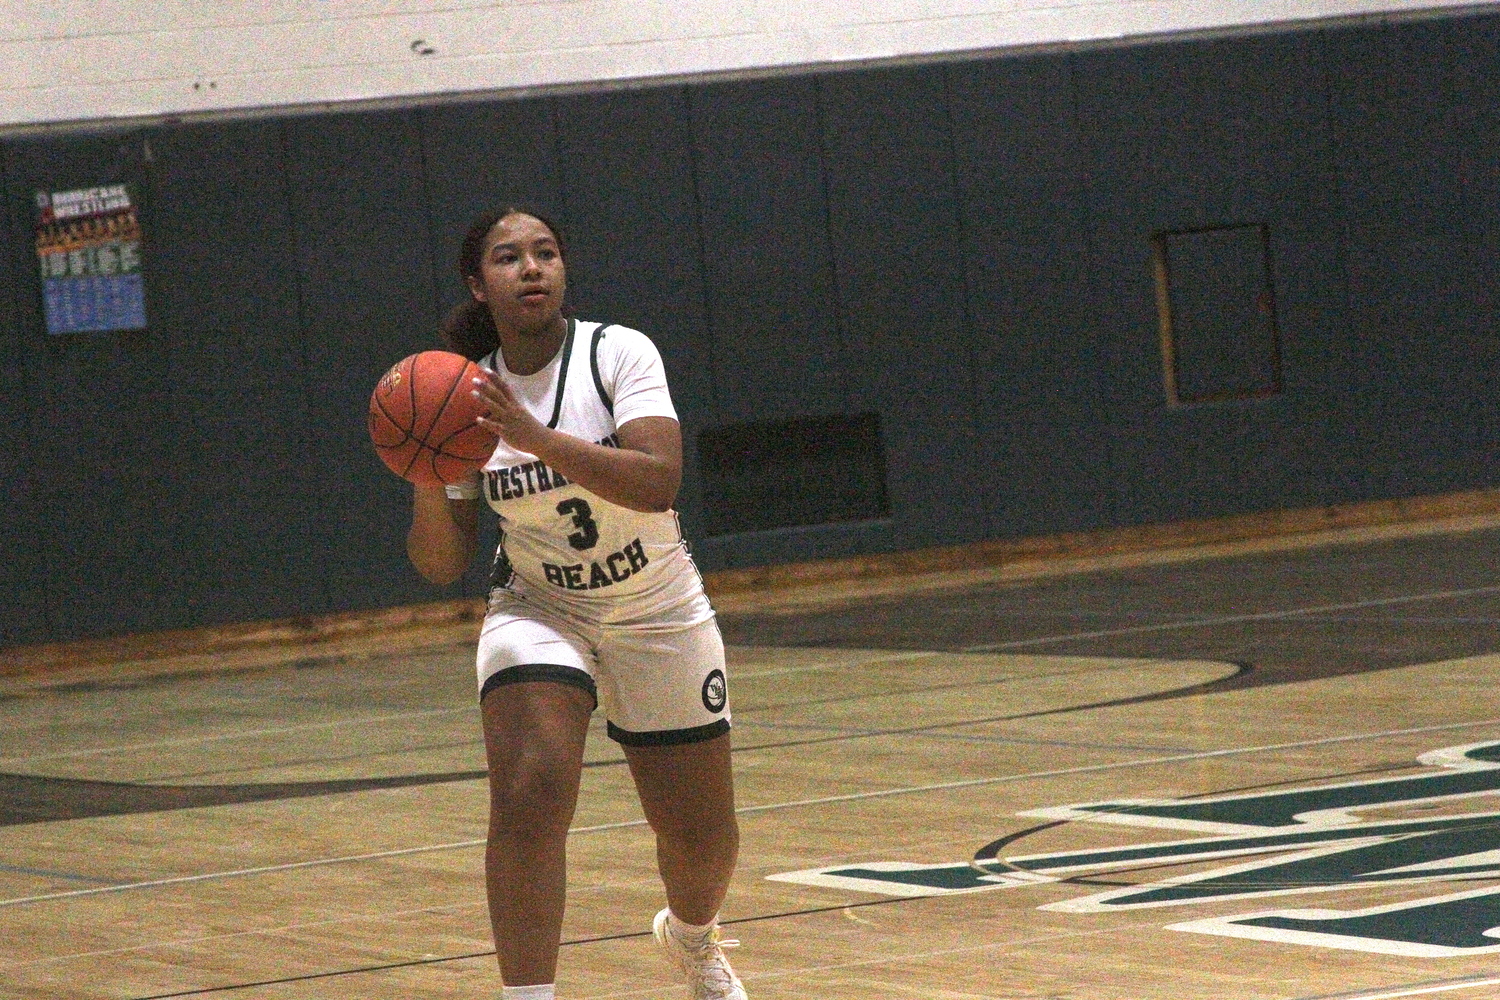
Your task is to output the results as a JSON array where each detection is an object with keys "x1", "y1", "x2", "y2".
[{"x1": 475, "y1": 592, "x2": 731, "y2": 746}]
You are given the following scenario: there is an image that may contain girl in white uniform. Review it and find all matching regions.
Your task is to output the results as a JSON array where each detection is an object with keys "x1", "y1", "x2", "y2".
[{"x1": 407, "y1": 209, "x2": 746, "y2": 1000}]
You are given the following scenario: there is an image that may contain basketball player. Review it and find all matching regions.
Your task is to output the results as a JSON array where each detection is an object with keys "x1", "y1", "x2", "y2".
[{"x1": 406, "y1": 208, "x2": 746, "y2": 1000}]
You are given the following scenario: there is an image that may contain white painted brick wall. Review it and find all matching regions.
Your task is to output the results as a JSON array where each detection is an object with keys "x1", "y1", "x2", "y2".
[{"x1": 0, "y1": 0, "x2": 1494, "y2": 128}]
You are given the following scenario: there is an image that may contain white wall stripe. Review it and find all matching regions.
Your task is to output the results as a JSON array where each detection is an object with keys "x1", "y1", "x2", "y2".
[{"x1": 3, "y1": 1, "x2": 1498, "y2": 127}]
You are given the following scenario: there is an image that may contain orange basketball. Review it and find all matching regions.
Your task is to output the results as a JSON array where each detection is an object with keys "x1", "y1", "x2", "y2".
[{"x1": 368, "y1": 351, "x2": 496, "y2": 487}]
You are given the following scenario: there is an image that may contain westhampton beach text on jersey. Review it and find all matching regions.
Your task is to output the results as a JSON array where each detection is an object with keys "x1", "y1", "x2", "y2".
[
  {"x1": 484, "y1": 432, "x2": 620, "y2": 503},
  {"x1": 483, "y1": 431, "x2": 653, "y2": 592}
]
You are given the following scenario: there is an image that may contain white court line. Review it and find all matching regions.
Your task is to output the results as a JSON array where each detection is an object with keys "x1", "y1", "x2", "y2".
[
  {"x1": 0, "y1": 655, "x2": 930, "y2": 765},
  {"x1": 17, "y1": 582, "x2": 1496, "y2": 764},
  {"x1": 7, "y1": 714, "x2": 1500, "y2": 910},
  {"x1": 962, "y1": 583, "x2": 1500, "y2": 652},
  {"x1": 729, "y1": 716, "x2": 1500, "y2": 817},
  {"x1": 5, "y1": 654, "x2": 1146, "y2": 779},
  {"x1": 0, "y1": 816, "x2": 641, "y2": 910},
  {"x1": 0, "y1": 706, "x2": 474, "y2": 765},
  {"x1": 736, "y1": 717, "x2": 1193, "y2": 754},
  {"x1": 732, "y1": 651, "x2": 939, "y2": 679},
  {"x1": 1328, "y1": 978, "x2": 1500, "y2": 1000},
  {"x1": 0, "y1": 900, "x2": 482, "y2": 969},
  {"x1": 585, "y1": 918, "x2": 1171, "y2": 998},
  {"x1": 6, "y1": 883, "x2": 632, "y2": 970}
]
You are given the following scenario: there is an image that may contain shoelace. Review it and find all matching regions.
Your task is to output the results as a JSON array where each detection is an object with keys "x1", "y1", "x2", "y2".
[{"x1": 678, "y1": 932, "x2": 741, "y2": 990}]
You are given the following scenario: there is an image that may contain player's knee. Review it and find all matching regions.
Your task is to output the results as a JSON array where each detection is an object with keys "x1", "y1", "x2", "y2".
[{"x1": 487, "y1": 760, "x2": 579, "y2": 838}]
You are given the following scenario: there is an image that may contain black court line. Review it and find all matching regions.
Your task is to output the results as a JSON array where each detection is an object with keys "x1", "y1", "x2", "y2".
[
  {"x1": 966, "y1": 761, "x2": 1429, "y2": 876},
  {"x1": 132, "y1": 892, "x2": 1500, "y2": 1000},
  {"x1": 141, "y1": 737, "x2": 486, "y2": 782},
  {"x1": 1290, "y1": 970, "x2": 1500, "y2": 1000},
  {"x1": 719, "y1": 536, "x2": 1500, "y2": 699},
  {"x1": 728, "y1": 662, "x2": 1253, "y2": 752},
  {"x1": 5, "y1": 645, "x2": 1200, "y2": 777},
  {"x1": 125, "y1": 897, "x2": 918, "y2": 1000},
  {"x1": 0, "y1": 645, "x2": 472, "y2": 704},
  {"x1": 117, "y1": 758, "x2": 1447, "y2": 998},
  {"x1": 1, "y1": 664, "x2": 1247, "y2": 826},
  {"x1": 0, "y1": 768, "x2": 490, "y2": 828},
  {"x1": 730, "y1": 653, "x2": 1237, "y2": 716}
]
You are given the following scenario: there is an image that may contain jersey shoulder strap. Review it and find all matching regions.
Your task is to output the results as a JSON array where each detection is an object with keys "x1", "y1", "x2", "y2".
[
  {"x1": 589, "y1": 322, "x2": 616, "y2": 415},
  {"x1": 545, "y1": 318, "x2": 578, "y2": 429}
]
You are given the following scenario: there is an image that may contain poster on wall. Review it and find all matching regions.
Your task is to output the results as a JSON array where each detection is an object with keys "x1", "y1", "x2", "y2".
[{"x1": 34, "y1": 184, "x2": 146, "y2": 334}]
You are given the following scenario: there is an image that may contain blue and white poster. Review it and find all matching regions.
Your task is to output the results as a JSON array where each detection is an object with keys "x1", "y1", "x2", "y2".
[{"x1": 35, "y1": 184, "x2": 146, "y2": 334}]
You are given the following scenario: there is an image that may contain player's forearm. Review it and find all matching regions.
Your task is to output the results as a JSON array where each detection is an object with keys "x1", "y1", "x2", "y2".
[
  {"x1": 526, "y1": 428, "x2": 680, "y2": 513},
  {"x1": 407, "y1": 488, "x2": 478, "y2": 584}
]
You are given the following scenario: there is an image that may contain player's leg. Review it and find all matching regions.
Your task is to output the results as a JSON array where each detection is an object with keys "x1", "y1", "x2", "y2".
[
  {"x1": 476, "y1": 606, "x2": 599, "y2": 988},
  {"x1": 600, "y1": 617, "x2": 745, "y2": 998},
  {"x1": 623, "y1": 732, "x2": 738, "y2": 923},
  {"x1": 481, "y1": 679, "x2": 593, "y2": 986},
  {"x1": 599, "y1": 617, "x2": 738, "y2": 918},
  {"x1": 627, "y1": 733, "x2": 745, "y2": 999}
]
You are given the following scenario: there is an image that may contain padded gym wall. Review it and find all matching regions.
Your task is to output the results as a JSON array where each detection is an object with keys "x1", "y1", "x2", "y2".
[
  {"x1": 946, "y1": 54, "x2": 1110, "y2": 540},
  {"x1": 286, "y1": 108, "x2": 453, "y2": 614},
  {"x1": 1071, "y1": 30, "x2": 1361, "y2": 527},
  {"x1": 4, "y1": 9, "x2": 1499, "y2": 648},
  {"x1": 1325, "y1": 17, "x2": 1500, "y2": 498},
  {"x1": 686, "y1": 76, "x2": 876, "y2": 566},
  {"x1": 550, "y1": 85, "x2": 715, "y2": 545},
  {"x1": 4, "y1": 123, "x2": 326, "y2": 642},
  {"x1": 0, "y1": 151, "x2": 45, "y2": 646},
  {"x1": 819, "y1": 65, "x2": 982, "y2": 554},
  {"x1": 6, "y1": 130, "x2": 183, "y2": 640},
  {"x1": 689, "y1": 77, "x2": 845, "y2": 429},
  {"x1": 135, "y1": 122, "x2": 322, "y2": 629}
]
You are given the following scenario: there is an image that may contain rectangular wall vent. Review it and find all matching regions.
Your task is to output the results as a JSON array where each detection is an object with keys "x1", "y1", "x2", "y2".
[{"x1": 697, "y1": 413, "x2": 891, "y2": 536}]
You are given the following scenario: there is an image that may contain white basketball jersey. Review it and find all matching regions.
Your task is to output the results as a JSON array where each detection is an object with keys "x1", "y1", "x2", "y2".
[{"x1": 447, "y1": 319, "x2": 711, "y2": 626}]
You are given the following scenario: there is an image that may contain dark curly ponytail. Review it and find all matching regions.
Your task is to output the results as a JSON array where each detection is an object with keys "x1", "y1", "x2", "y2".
[
  {"x1": 440, "y1": 207, "x2": 569, "y2": 362},
  {"x1": 439, "y1": 298, "x2": 500, "y2": 363}
]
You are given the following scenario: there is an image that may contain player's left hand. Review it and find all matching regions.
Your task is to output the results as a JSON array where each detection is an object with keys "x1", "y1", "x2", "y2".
[{"x1": 472, "y1": 370, "x2": 549, "y2": 454}]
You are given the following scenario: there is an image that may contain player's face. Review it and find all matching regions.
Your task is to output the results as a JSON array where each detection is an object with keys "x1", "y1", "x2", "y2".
[{"x1": 467, "y1": 213, "x2": 566, "y2": 335}]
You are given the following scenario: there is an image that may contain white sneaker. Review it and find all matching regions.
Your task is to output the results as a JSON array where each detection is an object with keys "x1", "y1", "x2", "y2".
[{"x1": 652, "y1": 908, "x2": 748, "y2": 1000}]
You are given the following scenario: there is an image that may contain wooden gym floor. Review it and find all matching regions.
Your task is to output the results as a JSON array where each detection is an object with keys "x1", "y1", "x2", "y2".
[{"x1": 4, "y1": 504, "x2": 1500, "y2": 999}]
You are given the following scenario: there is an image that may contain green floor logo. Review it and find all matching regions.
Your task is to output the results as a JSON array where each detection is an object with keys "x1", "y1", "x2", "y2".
[{"x1": 769, "y1": 741, "x2": 1500, "y2": 956}]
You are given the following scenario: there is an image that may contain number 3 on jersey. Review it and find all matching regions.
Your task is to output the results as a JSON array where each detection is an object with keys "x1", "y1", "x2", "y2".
[{"x1": 556, "y1": 498, "x2": 600, "y2": 551}]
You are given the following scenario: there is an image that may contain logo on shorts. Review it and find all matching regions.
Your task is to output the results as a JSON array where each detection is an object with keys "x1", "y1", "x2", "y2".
[{"x1": 701, "y1": 669, "x2": 727, "y2": 713}]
